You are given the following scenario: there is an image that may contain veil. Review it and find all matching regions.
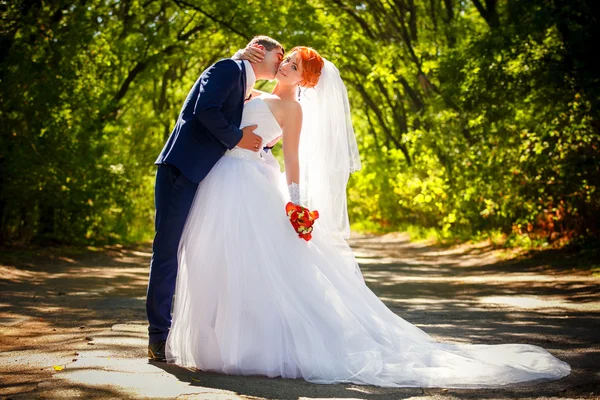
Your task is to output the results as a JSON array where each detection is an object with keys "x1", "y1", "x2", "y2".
[{"x1": 299, "y1": 59, "x2": 362, "y2": 239}]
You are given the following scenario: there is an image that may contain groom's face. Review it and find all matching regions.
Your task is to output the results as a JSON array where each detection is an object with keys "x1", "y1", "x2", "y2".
[{"x1": 262, "y1": 46, "x2": 284, "y2": 80}]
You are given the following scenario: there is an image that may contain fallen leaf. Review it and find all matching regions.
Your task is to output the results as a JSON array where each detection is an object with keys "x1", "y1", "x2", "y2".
[{"x1": 53, "y1": 365, "x2": 64, "y2": 371}]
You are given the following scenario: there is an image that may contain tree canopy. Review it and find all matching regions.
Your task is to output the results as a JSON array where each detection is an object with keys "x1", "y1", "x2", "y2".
[{"x1": 1, "y1": 0, "x2": 598, "y2": 245}]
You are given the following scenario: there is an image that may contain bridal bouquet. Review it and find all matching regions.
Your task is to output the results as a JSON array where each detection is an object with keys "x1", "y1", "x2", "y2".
[{"x1": 286, "y1": 202, "x2": 319, "y2": 241}]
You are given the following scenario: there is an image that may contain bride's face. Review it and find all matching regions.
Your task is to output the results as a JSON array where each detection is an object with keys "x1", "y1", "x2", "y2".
[{"x1": 276, "y1": 51, "x2": 303, "y2": 86}]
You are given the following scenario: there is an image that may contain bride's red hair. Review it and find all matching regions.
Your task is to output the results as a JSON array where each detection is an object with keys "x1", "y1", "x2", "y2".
[{"x1": 290, "y1": 46, "x2": 324, "y2": 88}]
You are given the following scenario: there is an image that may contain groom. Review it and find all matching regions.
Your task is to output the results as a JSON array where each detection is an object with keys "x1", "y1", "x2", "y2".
[{"x1": 147, "y1": 35, "x2": 284, "y2": 361}]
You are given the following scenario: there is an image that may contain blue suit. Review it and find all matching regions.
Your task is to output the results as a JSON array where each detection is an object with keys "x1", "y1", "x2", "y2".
[{"x1": 147, "y1": 59, "x2": 247, "y2": 344}]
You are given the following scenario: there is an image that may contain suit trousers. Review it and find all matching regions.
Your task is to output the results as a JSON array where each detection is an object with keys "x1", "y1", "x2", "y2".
[{"x1": 146, "y1": 164, "x2": 198, "y2": 344}]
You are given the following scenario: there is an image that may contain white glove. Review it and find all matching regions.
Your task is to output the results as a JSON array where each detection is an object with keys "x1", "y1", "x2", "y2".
[
  {"x1": 288, "y1": 183, "x2": 301, "y2": 205},
  {"x1": 232, "y1": 49, "x2": 243, "y2": 60}
]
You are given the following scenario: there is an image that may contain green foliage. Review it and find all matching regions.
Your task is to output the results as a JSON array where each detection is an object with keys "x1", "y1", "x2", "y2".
[
  {"x1": 1, "y1": 0, "x2": 598, "y2": 245},
  {"x1": 343, "y1": 0, "x2": 599, "y2": 245}
]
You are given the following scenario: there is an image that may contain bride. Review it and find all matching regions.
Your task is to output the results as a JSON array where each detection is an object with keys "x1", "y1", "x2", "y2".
[{"x1": 165, "y1": 46, "x2": 570, "y2": 388}]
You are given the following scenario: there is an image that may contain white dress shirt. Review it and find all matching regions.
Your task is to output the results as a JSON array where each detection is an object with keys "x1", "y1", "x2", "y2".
[{"x1": 242, "y1": 60, "x2": 256, "y2": 100}]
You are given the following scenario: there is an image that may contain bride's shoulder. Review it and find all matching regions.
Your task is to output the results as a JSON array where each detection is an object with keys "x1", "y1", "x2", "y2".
[
  {"x1": 278, "y1": 101, "x2": 302, "y2": 130},
  {"x1": 281, "y1": 99, "x2": 302, "y2": 117},
  {"x1": 263, "y1": 96, "x2": 301, "y2": 115}
]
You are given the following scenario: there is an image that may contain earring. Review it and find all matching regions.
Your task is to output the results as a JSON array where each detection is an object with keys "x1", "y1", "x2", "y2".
[{"x1": 297, "y1": 86, "x2": 301, "y2": 101}]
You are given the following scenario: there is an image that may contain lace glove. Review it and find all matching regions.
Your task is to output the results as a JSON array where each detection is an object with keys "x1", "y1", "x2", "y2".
[
  {"x1": 288, "y1": 183, "x2": 301, "y2": 205},
  {"x1": 232, "y1": 49, "x2": 243, "y2": 60},
  {"x1": 285, "y1": 185, "x2": 320, "y2": 241}
]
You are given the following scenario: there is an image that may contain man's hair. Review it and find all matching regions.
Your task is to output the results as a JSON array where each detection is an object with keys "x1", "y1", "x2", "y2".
[{"x1": 248, "y1": 35, "x2": 284, "y2": 53}]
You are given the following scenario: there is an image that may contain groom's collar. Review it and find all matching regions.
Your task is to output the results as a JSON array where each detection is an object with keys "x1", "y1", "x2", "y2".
[{"x1": 242, "y1": 60, "x2": 256, "y2": 99}]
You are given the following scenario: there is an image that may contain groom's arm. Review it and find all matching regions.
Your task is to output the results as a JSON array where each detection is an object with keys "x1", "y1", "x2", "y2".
[{"x1": 194, "y1": 60, "x2": 243, "y2": 150}]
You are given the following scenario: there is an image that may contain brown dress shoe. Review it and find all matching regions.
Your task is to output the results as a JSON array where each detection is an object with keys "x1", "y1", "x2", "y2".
[{"x1": 148, "y1": 340, "x2": 166, "y2": 362}]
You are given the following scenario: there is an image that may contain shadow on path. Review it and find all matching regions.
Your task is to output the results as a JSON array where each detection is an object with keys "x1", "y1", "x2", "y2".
[{"x1": 0, "y1": 234, "x2": 598, "y2": 399}]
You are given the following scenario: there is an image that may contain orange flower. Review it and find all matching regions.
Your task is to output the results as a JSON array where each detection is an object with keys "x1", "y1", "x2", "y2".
[{"x1": 285, "y1": 202, "x2": 319, "y2": 241}]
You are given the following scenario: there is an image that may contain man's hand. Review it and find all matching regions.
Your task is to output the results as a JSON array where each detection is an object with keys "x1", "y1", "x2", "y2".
[
  {"x1": 237, "y1": 124, "x2": 262, "y2": 152},
  {"x1": 237, "y1": 44, "x2": 265, "y2": 64}
]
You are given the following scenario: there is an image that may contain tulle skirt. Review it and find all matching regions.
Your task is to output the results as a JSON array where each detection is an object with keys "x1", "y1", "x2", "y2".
[{"x1": 165, "y1": 152, "x2": 570, "y2": 388}]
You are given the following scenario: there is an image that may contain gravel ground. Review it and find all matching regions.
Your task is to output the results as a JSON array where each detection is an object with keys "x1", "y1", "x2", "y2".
[{"x1": 1, "y1": 233, "x2": 598, "y2": 399}]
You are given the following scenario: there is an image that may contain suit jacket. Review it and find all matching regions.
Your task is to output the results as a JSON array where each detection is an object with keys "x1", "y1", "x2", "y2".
[{"x1": 155, "y1": 59, "x2": 247, "y2": 183}]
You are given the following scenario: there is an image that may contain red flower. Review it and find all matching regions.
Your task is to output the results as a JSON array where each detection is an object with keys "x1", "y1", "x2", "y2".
[{"x1": 286, "y1": 202, "x2": 319, "y2": 241}]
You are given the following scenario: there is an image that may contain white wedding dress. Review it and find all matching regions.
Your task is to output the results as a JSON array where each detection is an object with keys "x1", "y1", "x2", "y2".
[{"x1": 165, "y1": 95, "x2": 570, "y2": 388}]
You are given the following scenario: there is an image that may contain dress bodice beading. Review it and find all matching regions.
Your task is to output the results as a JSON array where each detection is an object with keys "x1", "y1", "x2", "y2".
[{"x1": 225, "y1": 97, "x2": 282, "y2": 161}]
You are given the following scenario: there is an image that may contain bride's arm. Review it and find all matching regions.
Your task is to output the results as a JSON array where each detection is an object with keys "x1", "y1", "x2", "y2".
[
  {"x1": 282, "y1": 101, "x2": 303, "y2": 190},
  {"x1": 232, "y1": 45, "x2": 264, "y2": 63}
]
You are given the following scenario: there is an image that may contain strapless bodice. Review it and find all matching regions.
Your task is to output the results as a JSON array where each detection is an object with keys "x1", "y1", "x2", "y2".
[{"x1": 225, "y1": 97, "x2": 282, "y2": 161}]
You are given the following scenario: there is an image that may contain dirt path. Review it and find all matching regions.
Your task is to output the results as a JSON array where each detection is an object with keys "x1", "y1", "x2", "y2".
[{"x1": 1, "y1": 233, "x2": 599, "y2": 399}]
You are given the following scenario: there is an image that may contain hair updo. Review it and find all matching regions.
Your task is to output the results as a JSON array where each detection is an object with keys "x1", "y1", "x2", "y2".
[{"x1": 290, "y1": 46, "x2": 324, "y2": 88}]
